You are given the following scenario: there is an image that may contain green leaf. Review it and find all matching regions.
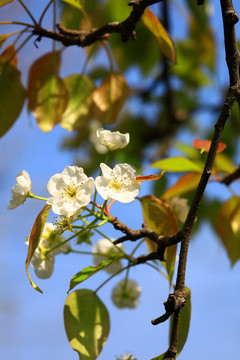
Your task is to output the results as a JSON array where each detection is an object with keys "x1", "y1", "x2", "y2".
[
  {"x1": 0, "y1": 60, "x2": 26, "y2": 138},
  {"x1": 0, "y1": 32, "x2": 19, "y2": 49},
  {"x1": 25, "y1": 204, "x2": 51, "y2": 293},
  {"x1": 141, "y1": 8, "x2": 176, "y2": 64},
  {"x1": 0, "y1": 0, "x2": 15, "y2": 7},
  {"x1": 215, "y1": 196, "x2": 240, "y2": 266},
  {"x1": 169, "y1": 287, "x2": 191, "y2": 356},
  {"x1": 27, "y1": 52, "x2": 69, "y2": 132},
  {"x1": 162, "y1": 173, "x2": 201, "y2": 201},
  {"x1": 92, "y1": 71, "x2": 130, "y2": 124},
  {"x1": 61, "y1": 74, "x2": 95, "y2": 131},
  {"x1": 61, "y1": 0, "x2": 83, "y2": 9},
  {"x1": 64, "y1": 289, "x2": 110, "y2": 360},
  {"x1": 68, "y1": 260, "x2": 113, "y2": 293},
  {"x1": 151, "y1": 157, "x2": 203, "y2": 173},
  {"x1": 150, "y1": 352, "x2": 167, "y2": 360},
  {"x1": 214, "y1": 153, "x2": 237, "y2": 175},
  {"x1": 139, "y1": 195, "x2": 178, "y2": 285}
]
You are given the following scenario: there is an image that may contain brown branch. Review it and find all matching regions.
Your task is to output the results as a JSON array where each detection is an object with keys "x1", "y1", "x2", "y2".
[
  {"x1": 32, "y1": 0, "x2": 162, "y2": 47},
  {"x1": 150, "y1": 1, "x2": 240, "y2": 359},
  {"x1": 220, "y1": 165, "x2": 240, "y2": 185}
]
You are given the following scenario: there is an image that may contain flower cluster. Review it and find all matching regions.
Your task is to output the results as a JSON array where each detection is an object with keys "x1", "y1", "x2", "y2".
[
  {"x1": 25, "y1": 223, "x2": 69, "y2": 279},
  {"x1": 112, "y1": 279, "x2": 141, "y2": 309},
  {"x1": 92, "y1": 238, "x2": 124, "y2": 274},
  {"x1": 8, "y1": 130, "x2": 140, "y2": 215},
  {"x1": 117, "y1": 353, "x2": 137, "y2": 360}
]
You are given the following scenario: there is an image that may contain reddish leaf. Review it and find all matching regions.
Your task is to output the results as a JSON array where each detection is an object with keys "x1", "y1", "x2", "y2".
[
  {"x1": 140, "y1": 195, "x2": 178, "y2": 284},
  {"x1": 27, "y1": 52, "x2": 69, "y2": 132},
  {"x1": 193, "y1": 138, "x2": 226, "y2": 153},
  {"x1": 92, "y1": 71, "x2": 130, "y2": 124},
  {"x1": 215, "y1": 196, "x2": 240, "y2": 266},
  {"x1": 136, "y1": 170, "x2": 165, "y2": 182},
  {"x1": 162, "y1": 172, "x2": 201, "y2": 200},
  {"x1": 0, "y1": 60, "x2": 26, "y2": 137},
  {"x1": 25, "y1": 204, "x2": 51, "y2": 293},
  {"x1": 141, "y1": 8, "x2": 176, "y2": 64}
]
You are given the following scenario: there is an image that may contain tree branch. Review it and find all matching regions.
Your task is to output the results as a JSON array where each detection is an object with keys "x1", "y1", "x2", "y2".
[
  {"x1": 32, "y1": 0, "x2": 162, "y2": 47},
  {"x1": 220, "y1": 165, "x2": 240, "y2": 185}
]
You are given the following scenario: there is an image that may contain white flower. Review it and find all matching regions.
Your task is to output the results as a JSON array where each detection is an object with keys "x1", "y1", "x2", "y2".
[
  {"x1": 95, "y1": 163, "x2": 140, "y2": 203},
  {"x1": 47, "y1": 166, "x2": 94, "y2": 217},
  {"x1": 112, "y1": 279, "x2": 141, "y2": 309},
  {"x1": 25, "y1": 223, "x2": 68, "y2": 279},
  {"x1": 117, "y1": 353, "x2": 137, "y2": 360},
  {"x1": 8, "y1": 170, "x2": 31, "y2": 209},
  {"x1": 89, "y1": 119, "x2": 108, "y2": 154},
  {"x1": 96, "y1": 128, "x2": 130, "y2": 151},
  {"x1": 92, "y1": 238, "x2": 124, "y2": 274},
  {"x1": 169, "y1": 196, "x2": 190, "y2": 223}
]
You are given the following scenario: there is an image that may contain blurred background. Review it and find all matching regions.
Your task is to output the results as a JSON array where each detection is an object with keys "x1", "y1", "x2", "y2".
[{"x1": 0, "y1": 1, "x2": 240, "y2": 359}]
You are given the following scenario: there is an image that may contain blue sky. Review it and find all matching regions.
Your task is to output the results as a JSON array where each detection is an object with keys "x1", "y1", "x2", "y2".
[{"x1": 0, "y1": 1, "x2": 240, "y2": 360}]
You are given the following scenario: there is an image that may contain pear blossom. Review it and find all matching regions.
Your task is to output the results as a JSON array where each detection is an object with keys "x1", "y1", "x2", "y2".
[
  {"x1": 112, "y1": 279, "x2": 141, "y2": 309},
  {"x1": 92, "y1": 238, "x2": 124, "y2": 274},
  {"x1": 169, "y1": 196, "x2": 190, "y2": 223},
  {"x1": 96, "y1": 128, "x2": 130, "y2": 151},
  {"x1": 47, "y1": 166, "x2": 94, "y2": 217},
  {"x1": 25, "y1": 223, "x2": 69, "y2": 279},
  {"x1": 89, "y1": 119, "x2": 108, "y2": 154},
  {"x1": 8, "y1": 170, "x2": 31, "y2": 209},
  {"x1": 117, "y1": 353, "x2": 137, "y2": 360},
  {"x1": 95, "y1": 163, "x2": 140, "y2": 203}
]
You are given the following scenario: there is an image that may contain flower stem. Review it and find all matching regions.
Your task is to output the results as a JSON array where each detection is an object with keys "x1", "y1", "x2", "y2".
[{"x1": 28, "y1": 192, "x2": 48, "y2": 201}]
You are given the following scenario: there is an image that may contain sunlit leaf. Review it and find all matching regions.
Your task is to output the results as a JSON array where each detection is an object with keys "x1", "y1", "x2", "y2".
[
  {"x1": 64, "y1": 289, "x2": 110, "y2": 360},
  {"x1": 169, "y1": 287, "x2": 191, "y2": 356},
  {"x1": 0, "y1": 0, "x2": 15, "y2": 7},
  {"x1": 25, "y1": 204, "x2": 51, "y2": 293},
  {"x1": 141, "y1": 8, "x2": 176, "y2": 64},
  {"x1": 92, "y1": 71, "x2": 130, "y2": 124},
  {"x1": 162, "y1": 173, "x2": 201, "y2": 200},
  {"x1": 0, "y1": 32, "x2": 18, "y2": 49},
  {"x1": 193, "y1": 138, "x2": 226, "y2": 153},
  {"x1": 140, "y1": 195, "x2": 178, "y2": 285},
  {"x1": 215, "y1": 196, "x2": 240, "y2": 266},
  {"x1": 0, "y1": 43, "x2": 17, "y2": 67},
  {"x1": 151, "y1": 157, "x2": 203, "y2": 173},
  {"x1": 214, "y1": 153, "x2": 237, "y2": 175},
  {"x1": 61, "y1": 0, "x2": 83, "y2": 10},
  {"x1": 27, "y1": 52, "x2": 69, "y2": 132},
  {"x1": 68, "y1": 260, "x2": 113, "y2": 293},
  {"x1": 61, "y1": 74, "x2": 95, "y2": 131},
  {"x1": 0, "y1": 60, "x2": 26, "y2": 138}
]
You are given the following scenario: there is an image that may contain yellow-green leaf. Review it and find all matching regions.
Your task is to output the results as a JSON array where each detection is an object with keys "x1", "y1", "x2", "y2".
[
  {"x1": 216, "y1": 196, "x2": 240, "y2": 266},
  {"x1": 92, "y1": 71, "x2": 130, "y2": 124},
  {"x1": 64, "y1": 289, "x2": 110, "y2": 360},
  {"x1": 61, "y1": 0, "x2": 83, "y2": 10},
  {"x1": 0, "y1": 32, "x2": 19, "y2": 49},
  {"x1": 151, "y1": 157, "x2": 203, "y2": 173},
  {"x1": 27, "y1": 52, "x2": 69, "y2": 132},
  {"x1": 169, "y1": 287, "x2": 191, "y2": 356},
  {"x1": 61, "y1": 74, "x2": 95, "y2": 131},
  {"x1": 162, "y1": 172, "x2": 201, "y2": 201},
  {"x1": 150, "y1": 352, "x2": 167, "y2": 360},
  {"x1": 25, "y1": 204, "x2": 51, "y2": 293},
  {"x1": 139, "y1": 195, "x2": 178, "y2": 285},
  {"x1": 141, "y1": 8, "x2": 176, "y2": 64},
  {"x1": 0, "y1": 60, "x2": 26, "y2": 137},
  {"x1": 68, "y1": 259, "x2": 113, "y2": 293}
]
